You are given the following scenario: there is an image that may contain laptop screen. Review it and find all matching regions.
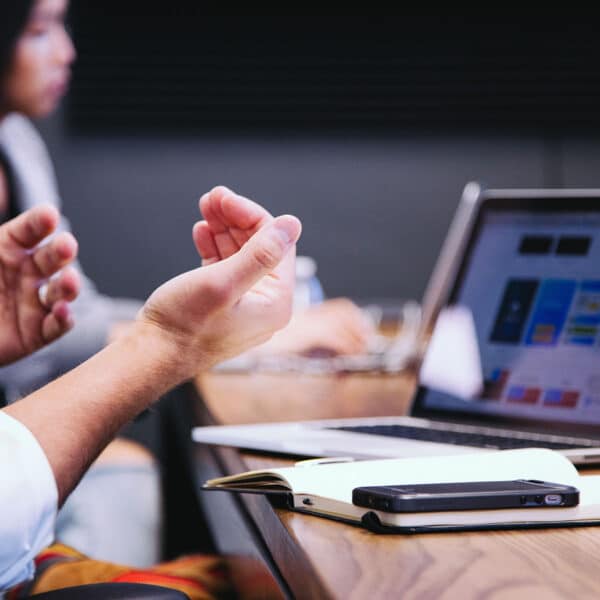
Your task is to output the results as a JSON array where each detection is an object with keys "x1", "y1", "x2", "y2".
[{"x1": 416, "y1": 196, "x2": 600, "y2": 434}]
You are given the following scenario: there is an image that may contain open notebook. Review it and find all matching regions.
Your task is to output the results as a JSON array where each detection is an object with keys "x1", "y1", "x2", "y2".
[{"x1": 203, "y1": 448, "x2": 600, "y2": 533}]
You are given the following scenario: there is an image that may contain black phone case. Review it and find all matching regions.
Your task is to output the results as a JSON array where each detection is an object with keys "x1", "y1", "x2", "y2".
[{"x1": 352, "y1": 481, "x2": 580, "y2": 513}]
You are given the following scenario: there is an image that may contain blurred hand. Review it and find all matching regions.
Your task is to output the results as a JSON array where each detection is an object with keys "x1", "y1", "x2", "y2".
[
  {"x1": 0, "y1": 205, "x2": 79, "y2": 365},
  {"x1": 256, "y1": 297, "x2": 376, "y2": 357},
  {"x1": 138, "y1": 186, "x2": 301, "y2": 376}
]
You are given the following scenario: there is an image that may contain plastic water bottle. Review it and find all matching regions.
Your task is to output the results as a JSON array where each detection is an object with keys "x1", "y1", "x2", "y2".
[{"x1": 294, "y1": 256, "x2": 324, "y2": 311}]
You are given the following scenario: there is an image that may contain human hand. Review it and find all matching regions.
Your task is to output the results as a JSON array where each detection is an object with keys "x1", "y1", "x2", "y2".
[
  {"x1": 256, "y1": 298, "x2": 376, "y2": 357},
  {"x1": 0, "y1": 205, "x2": 80, "y2": 365},
  {"x1": 138, "y1": 187, "x2": 301, "y2": 377}
]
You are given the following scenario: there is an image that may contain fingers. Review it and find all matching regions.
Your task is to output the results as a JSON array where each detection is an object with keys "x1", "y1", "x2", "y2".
[
  {"x1": 198, "y1": 191, "x2": 238, "y2": 260},
  {"x1": 0, "y1": 204, "x2": 59, "y2": 251},
  {"x1": 221, "y1": 189, "x2": 271, "y2": 225},
  {"x1": 35, "y1": 267, "x2": 80, "y2": 347},
  {"x1": 218, "y1": 214, "x2": 301, "y2": 300},
  {"x1": 325, "y1": 299, "x2": 376, "y2": 348},
  {"x1": 36, "y1": 267, "x2": 79, "y2": 346},
  {"x1": 199, "y1": 186, "x2": 273, "y2": 260},
  {"x1": 201, "y1": 189, "x2": 244, "y2": 259},
  {"x1": 317, "y1": 315, "x2": 371, "y2": 355},
  {"x1": 283, "y1": 298, "x2": 374, "y2": 356},
  {"x1": 200, "y1": 186, "x2": 272, "y2": 231},
  {"x1": 42, "y1": 267, "x2": 81, "y2": 307},
  {"x1": 192, "y1": 221, "x2": 220, "y2": 266},
  {"x1": 315, "y1": 334, "x2": 365, "y2": 356},
  {"x1": 41, "y1": 300, "x2": 74, "y2": 343},
  {"x1": 30, "y1": 232, "x2": 78, "y2": 278}
]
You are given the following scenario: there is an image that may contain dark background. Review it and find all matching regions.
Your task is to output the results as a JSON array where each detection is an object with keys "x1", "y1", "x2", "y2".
[{"x1": 36, "y1": 12, "x2": 600, "y2": 303}]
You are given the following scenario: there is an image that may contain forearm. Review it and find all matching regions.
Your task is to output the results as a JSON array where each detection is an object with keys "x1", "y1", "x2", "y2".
[
  {"x1": 2, "y1": 187, "x2": 300, "y2": 511},
  {"x1": 3, "y1": 322, "x2": 185, "y2": 505}
]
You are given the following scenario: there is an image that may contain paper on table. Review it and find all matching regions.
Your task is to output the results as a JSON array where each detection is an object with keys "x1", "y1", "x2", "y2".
[{"x1": 419, "y1": 305, "x2": 483, "y2": 399}]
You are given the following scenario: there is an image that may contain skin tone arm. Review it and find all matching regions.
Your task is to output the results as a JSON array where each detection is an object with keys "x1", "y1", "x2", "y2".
[
  {"x1": 4, "y1": 186, "x2": 301, "y2": 505},
  {"x1": 0, "y1": 203, "x2": 79, "y2": 364}
]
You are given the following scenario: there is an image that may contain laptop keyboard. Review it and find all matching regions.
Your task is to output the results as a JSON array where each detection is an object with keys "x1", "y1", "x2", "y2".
[{"x1": 330, "y1": 424, "x2": 600, "y2": 450}]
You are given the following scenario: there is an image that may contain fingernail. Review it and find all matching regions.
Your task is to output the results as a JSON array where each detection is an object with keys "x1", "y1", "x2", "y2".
[{"x1": 274, "y1": 215, "x2": 301, "y2": 245}]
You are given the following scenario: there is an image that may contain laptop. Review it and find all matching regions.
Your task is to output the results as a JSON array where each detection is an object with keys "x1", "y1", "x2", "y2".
[{"x1": 193, "y1": 183, "x2": 600, "y2": 465}]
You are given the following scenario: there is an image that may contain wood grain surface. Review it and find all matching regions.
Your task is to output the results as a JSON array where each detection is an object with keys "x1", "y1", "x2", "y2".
[{"x1": 196, "y1": 370, "x2": 600, "y2": 600}]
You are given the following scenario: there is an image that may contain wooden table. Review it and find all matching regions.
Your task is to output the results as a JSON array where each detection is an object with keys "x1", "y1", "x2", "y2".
[{"x1": 193, "y1": 371, "x2": 600, "y2": 600}]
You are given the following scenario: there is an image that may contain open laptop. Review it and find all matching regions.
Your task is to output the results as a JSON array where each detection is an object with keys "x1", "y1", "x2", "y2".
[{"x1": 193, "y1": 183, "x2": 600, "y2": 465}]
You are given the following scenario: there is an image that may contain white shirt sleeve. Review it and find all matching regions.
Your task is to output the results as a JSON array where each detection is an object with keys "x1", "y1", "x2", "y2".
[{"x1": 0, "y1": 411, "x2": 58, "y2": 591}]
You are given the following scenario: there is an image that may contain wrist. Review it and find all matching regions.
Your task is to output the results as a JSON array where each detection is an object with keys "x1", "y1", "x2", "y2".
[{"x1": 116, "y1": 320, "x2": 194, "y2": 387}]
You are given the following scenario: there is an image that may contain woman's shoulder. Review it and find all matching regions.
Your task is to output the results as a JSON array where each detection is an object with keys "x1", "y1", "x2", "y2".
[
  {"x1": 0, "y1": 113, "x2": 60, "y2": 210},
  {"x1": 0, "y1": 113, "x2": 48, "y2": 157}
]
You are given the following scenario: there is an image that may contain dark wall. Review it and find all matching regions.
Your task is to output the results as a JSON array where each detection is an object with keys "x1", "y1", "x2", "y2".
[
  {"x1": 38, "y1": 111, "x2": 553, "y2": 303},
  {"x1": 67, "y1": 12, "x2": 600, "y2": 134}
]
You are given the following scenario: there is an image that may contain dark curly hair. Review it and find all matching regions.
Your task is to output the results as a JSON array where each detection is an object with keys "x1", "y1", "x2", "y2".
[{"x1": 0, "y1": 1, "x2": 35, "y2": 84}]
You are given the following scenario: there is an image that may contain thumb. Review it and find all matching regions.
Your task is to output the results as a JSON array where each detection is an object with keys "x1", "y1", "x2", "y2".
[{"x1": 220, "y1": 214, "x2": 302, "y2": 298}]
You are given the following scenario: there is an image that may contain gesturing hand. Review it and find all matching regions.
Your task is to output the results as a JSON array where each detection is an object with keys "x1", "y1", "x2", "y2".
[
  {"x1": 0, "y1": 205, "x2": 80, "y2": 366},
  {"x1": 140, "y1": 186, "x2": 301, "y2": 376}
]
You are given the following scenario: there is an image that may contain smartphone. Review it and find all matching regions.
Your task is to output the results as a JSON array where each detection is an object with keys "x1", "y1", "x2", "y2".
[{"x1": 352, "y1": 479, "x2": 580, "y2": 513}]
